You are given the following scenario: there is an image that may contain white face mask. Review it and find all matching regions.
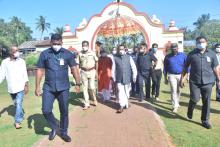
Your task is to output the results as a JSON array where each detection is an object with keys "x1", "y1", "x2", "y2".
[
  {"x1": 119, "y1": 50, "x2": 125, "y2": 55},
  {"x1": 13, "y1": 52, "x2": 20, "y2": 59},
  {"x1": 216, "y1": 48, "x2": 220, "y2": 53},
  {"x1": 139, "y1": 49, "x2": 145, "y2": 53},
  {"x1": 197, "y1": 43, "x2": 206, "y2": 50},
  {"x1": 112, "y1": 50, "x2": 117, "y2": 54},
  {"x1": 52, "y1": 45, "x2": 62, "y2": 52},
  {"x1": 82, "y1": 47, "x2": 89, "y2": 52}
]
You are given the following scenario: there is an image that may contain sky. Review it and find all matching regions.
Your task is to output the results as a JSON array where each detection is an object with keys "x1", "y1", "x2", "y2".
[{"x1": 0, "y1": 0, "x2": 220, "y2": 40}]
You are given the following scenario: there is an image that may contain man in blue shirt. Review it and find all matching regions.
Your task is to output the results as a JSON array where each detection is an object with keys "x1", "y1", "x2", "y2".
[
  {"x1": 164, "y1": 43, "x2": 187, "y2": 113},
  {"x1": 35, "y1": 34, "x2": 81, "y2": 142}
]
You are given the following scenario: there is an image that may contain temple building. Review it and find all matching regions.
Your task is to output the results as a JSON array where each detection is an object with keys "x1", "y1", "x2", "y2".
[{"x1": 62, "y1": 1, "x2": 184, "y2": 52}]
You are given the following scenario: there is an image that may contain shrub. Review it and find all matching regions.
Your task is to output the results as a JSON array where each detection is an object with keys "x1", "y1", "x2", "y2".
[{"x1": 24, "y1": 53, "x2": 39, "y2": 68}]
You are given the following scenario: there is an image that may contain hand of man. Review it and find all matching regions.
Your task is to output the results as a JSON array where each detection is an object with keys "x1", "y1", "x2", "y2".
[
  {"x1": 35, "y1": 87, "x2": 41, "y2": 96},
  {"x1": 24, "y1": 85, "x2": 29, "y2": 95},
  {"x1": 179, "y1": 79, "x2": 185, "y2": 88},
  {"x1": 74, "y1": 85, "x2": 80, "y2": 93}
]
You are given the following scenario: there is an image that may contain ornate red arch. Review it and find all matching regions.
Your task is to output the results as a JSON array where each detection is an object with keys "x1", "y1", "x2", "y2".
[{"x1": 91, "y1": 17, "x2": 150, "y2": 50}]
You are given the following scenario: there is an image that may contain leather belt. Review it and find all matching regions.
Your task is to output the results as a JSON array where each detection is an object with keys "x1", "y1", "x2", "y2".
[{"x1": 81, "y1": 67, "x2": 96, "y2": 71}]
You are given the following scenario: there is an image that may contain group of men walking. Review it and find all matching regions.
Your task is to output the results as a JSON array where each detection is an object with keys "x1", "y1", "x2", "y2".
[{"x1": 0, "y1": 34, "x2": 220, "y2": 143}]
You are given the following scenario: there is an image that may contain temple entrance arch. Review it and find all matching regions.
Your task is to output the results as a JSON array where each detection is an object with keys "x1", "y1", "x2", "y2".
[
  {"x1": 62, "y1": 2, "x2": 183, "y2": 52},
  {"x1": 91, "y1": 16, "x2": 150, "y2": 52}
]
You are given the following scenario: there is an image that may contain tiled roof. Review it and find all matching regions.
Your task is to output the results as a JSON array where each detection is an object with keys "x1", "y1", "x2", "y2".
[
  {"x1": 18, "y1": 41, "x2": 41, "y2": 49},
  {"x1": 18, "y1": 40, "x2": 51, "y2": 49}
]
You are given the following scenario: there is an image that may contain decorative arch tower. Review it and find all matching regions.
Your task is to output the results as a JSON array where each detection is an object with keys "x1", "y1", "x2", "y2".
[{"x1": 62, "y1": 2, "x2": 184, "y2": 52}]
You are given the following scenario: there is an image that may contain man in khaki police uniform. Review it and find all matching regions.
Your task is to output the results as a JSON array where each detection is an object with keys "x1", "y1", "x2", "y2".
[{"x1": 79, "y1": 40, "x2": 98, "y2": 110}]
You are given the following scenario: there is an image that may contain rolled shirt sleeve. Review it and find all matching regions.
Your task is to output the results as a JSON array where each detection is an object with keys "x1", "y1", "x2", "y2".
[{"x1": 36, "y1": 52, "x2": 46, "y2": 68}]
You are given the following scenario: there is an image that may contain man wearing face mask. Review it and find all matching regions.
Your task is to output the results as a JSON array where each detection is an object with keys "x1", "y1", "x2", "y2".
[
  {"x1": 137, "y1": 42, "x2": 157, "y2": 102},
  {"x1": 164, "y1": 43, "x2": 187, "y2": 113},
  {"x1": 214, "y1": 43, "x2": 220, "y2": 102},
  {"x1": 78, "y1": 40, "x2": 98, "y2": 110},
  {"x1": 180, "y1": 36, "x2": 220, "y2": 129},
  {"x1": 35, "y1": 34, "x2": 81, "y2": 142},
  {"x1": 150, "y1": 43, "x2": 165, "y2": 101},
  {"x1": 112, "y1": 44, "x2": 137, "y2": 113},
  {"x1": 0, "y1": 46, "x2": 29, "y2": 129}
]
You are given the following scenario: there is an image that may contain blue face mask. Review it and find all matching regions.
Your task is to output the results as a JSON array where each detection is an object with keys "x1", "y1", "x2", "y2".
[{"x1": 153, "y1": 48, "x2": 158, "y2": 52}]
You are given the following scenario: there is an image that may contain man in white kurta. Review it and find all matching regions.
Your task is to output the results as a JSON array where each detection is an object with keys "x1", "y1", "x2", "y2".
[
  {"x1": 112, "y1": 45, "x2": 137, "y2": 113},
  {"x1": 0, "y1": 46, "x2": 29, "y2": 129}
]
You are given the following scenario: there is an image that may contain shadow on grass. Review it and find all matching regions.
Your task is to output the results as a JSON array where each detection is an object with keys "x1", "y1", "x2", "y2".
[
  {"x1": 0, "y1": 105, "x2": 25, "y2": 118},
  {"x1": 161, "y1": 90, "x2": 190, "y2": 98},
  {"x1": 27, "y1": 113, "x2": 52, "y2": 135},
  {"x1": 132, "y1": 99, "x2": 201, "y2": 126},
  {"x1": 69, "y1": 92, "x2": 83, "y2": 107}
]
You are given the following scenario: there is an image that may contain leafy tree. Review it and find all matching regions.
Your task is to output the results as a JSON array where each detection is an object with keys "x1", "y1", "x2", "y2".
[
  {"x1": 0, "y1": 17, "x2": 32, "y2": 50},
  {"x1": 53, "y1": 27, "x2": 64, "y2": 36},
  {"x1": 36, "y1": 16, "x2": 50, "y2": 40}
]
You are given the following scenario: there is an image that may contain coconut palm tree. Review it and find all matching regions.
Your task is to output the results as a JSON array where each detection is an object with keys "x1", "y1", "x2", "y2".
[
  {"x1": 54, "y1": 27, "x2": 64, "y2": 36},
  {"x1": 36, "y1": 15, "x2": 50, "y2": 40}
]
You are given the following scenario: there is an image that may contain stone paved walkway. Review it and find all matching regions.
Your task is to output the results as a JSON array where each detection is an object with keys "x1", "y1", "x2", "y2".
[{"x1": 34, "y1": 98, "x2": 174, "y2": 147}]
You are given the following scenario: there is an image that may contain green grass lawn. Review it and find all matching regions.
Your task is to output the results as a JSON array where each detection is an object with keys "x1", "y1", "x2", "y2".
[
  {"x1": 0, "y1": 77, "x2": 220, "y2": 147},
  {"x1": 147, "y1": 81, "x2": 220, "y2": 147},
  {"x1": 0, "y1": 77, "x2": 82, "y2": 147}
]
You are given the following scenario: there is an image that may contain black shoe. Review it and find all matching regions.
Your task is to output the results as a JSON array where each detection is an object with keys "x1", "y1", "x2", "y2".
[
  {"x1": 216, "y1": 99, "x2": 220, "y2": 102},
  {"x1": 60, "y1": 134, "x2": 72, "y2": 142},
  {"x1": 187, "y1": 111, "x2": 193, "y2": 120},
  {"x1": 202, "y1": 122, "x2": 212, "y2": 129},
  {"x1": 49, "y1": 129, "x2": 57, "y2": 140}
]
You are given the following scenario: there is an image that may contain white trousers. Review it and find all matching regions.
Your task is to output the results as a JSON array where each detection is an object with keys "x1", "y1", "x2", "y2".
[
  {"x1": 168, "y1": 74, "x2": 181, "y2": 108},
  {"x1": 117, "y1": 83, "x2": 130, "y2": 108}
]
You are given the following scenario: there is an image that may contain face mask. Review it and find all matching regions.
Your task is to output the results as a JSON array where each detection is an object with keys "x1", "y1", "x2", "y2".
[
  {"x1": 13, "y1": 52, "x2": 20, "y2": 59},
  {"x1": 119, "y1": 50, "x2": 125, "y2": 55},
  {"x1": 139, "y1": 49, "x2": 145, "y2": 53},
  {"x1": 216, "y1": 48, "x2": 220, "y2": 53},
  {"x1": 197, "y1": 43, "x2": 206, "y2": 50},
  {"x1": 112, "y1": 50, "x2": 117, "y2": 54},
  {"x1": 52, "y1": 45, "x2": 62, "y2": 52},
  {"x1": 82, "y1": 47, "x2": 88, "y2": 52},
  {"x1": 153, "y1": 48, "x2": 158, "y2": 52}
]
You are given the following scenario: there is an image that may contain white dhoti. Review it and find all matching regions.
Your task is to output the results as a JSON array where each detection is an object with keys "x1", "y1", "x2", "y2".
[{"x1": 117, "y1": 83, "x2": 130, "y2": 108}]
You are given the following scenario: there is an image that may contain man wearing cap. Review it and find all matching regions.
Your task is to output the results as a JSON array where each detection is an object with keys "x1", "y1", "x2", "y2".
[
  {"x1": 180, "y1": 36, "x2": 220, "y2": 129},
  {"x1": 164, "y1": 43, "x2": 187, "y2": 113}
]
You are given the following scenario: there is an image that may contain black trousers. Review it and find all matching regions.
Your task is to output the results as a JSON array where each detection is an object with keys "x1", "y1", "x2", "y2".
[
  {"x1": 138, "y1": 73, "x2": 151, "y2": 101},
  {"x1": 188, "y1": 82, "x2": 213, "y2": 122},
  {"x1": 42, "y1": 89, "x2": 69, "y2": 134},
  {"x1": 151, "y1": 69, "x2": 162, "y2": 97}
]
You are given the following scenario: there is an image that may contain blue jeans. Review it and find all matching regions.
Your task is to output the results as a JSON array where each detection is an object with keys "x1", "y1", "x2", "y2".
[{"x1": 10, "y1": 91, "x2": 24, "y2": 124}]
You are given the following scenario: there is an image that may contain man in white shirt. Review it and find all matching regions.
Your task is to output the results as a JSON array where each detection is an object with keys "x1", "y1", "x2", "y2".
[
  {"x1": 150, "y1": 43, "x2": 165, "y2": 101},
  {"x1": 0, "y1": 46, "x2": 29, "y2": 129}
]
